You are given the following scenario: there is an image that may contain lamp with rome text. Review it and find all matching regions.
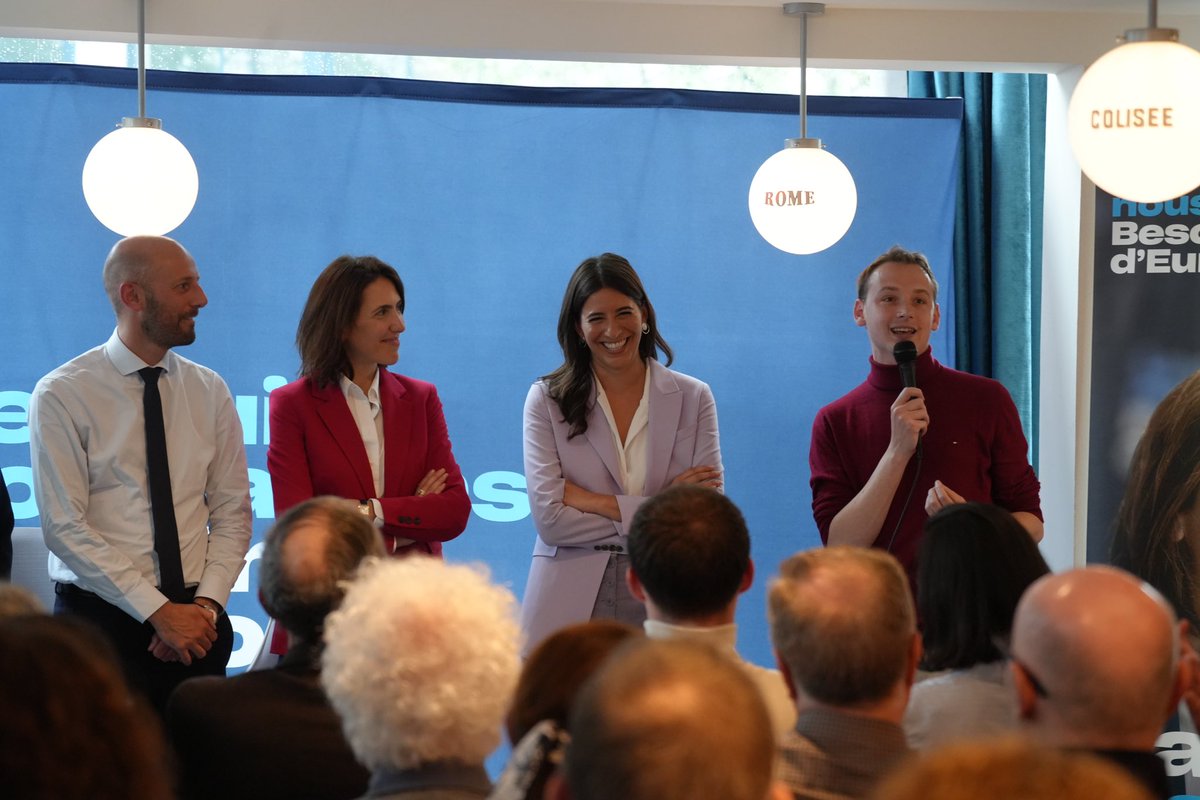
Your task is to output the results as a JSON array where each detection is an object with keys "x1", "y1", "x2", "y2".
[
  {"x1": 82, "y1": 0, "x2": 198, "y2": 236},
  {"x1": 749, "y1": 3, "x2": 857, "y2": 255},
  {"x1": 1068, "y1": 0, "x2": 1200, "y2": 204}
]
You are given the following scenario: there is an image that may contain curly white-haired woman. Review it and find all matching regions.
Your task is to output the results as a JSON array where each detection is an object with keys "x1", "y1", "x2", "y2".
[{"x1": 322, "y1": 557, "x2": 521, "y2": 800}]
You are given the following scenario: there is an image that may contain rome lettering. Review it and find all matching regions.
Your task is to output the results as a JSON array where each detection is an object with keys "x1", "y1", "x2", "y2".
[
  {"x1": 1090, "y1": 107, "x2": 1173, "y2": 129},
  {"x1": 763, "y1": 190, "x2": 816, "y2": 206}
]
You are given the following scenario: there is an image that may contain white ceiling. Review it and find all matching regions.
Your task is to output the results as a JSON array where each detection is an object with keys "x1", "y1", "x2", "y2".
[
  {"x1": 1, "y1": 0, "x2": 1197, "y2": 71},
  {"x1": 578, "y1": 0, "x2": 1197, "y2": 10}
]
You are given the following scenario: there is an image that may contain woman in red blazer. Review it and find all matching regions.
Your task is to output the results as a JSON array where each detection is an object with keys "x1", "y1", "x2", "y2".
[
  {"x1": 264, "y1": 257, "x2": 471, "y2": 653},
  {"x1": 268, "y1": 255, "x2": 470, "y2": 553}
]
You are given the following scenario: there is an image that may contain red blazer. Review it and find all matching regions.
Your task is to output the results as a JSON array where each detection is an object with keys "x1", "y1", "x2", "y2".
[{"x1": 266, "y1": 371, "x2": 470, "y2": 556}]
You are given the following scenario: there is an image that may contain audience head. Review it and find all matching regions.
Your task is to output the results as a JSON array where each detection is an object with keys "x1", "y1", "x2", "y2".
[
  {"x1": 917, "y1": 503, "x2": 1050, "y2": 671},
  {"x1": 0, "y1": 614, "x2": 173, "y2": 799},
  {"x1": 322, "y1": 558, "x2": 521, "y2": 772},
  {"x1": 506, "y1": 619, "x2": 639, "y2": 744},
  {"x1": 556, "y1": 638, "x2": 779, "y2": 800},
  {"x1": 296, "y1": 254, "x2": 405, "y2": 388},
  {"x1": 1112, "y1": 369, "x2": 1200, "y2": 631},
  {"x1": 872, "y1": 737, "x2": 1152, "y2": 800},
  {"x1": 627, "y1": 485, "x2": 751, "y2": 623},
  {"x1": 258, "y1": 496, "x2": 385, "y2": 647},
  {"x1": 769, "y1": 546, "x2": 919, "y2": 710},
  {"x1": 0, "y1": 581, "x2": 44, "y2": 618},
  {"x1": 1010, "y1": 566, "x2": 1182, "y2": 749}
]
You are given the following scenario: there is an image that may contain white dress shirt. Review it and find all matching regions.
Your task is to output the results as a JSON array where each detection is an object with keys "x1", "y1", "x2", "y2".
[
  {"x1": 338, "y1": 371, "x2": 412, "y2": 545},
  {"x1": 339, "y1": 372, "x2": 386, "y2": 522},
  {"x1": 643, "y1": 619, "x2": 797, "y2": 739},
  {"x1": 29, "y1": 329, "x2": 252, "y2": 622},
  {"x1": 594, "y1": 368, "x2": 650, "y2": 496}
]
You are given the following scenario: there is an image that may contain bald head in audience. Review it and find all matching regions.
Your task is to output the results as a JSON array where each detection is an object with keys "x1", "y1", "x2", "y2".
[
  {"x1": 551, "y1": 638, "x2": 790, "y2": 800},
  {"x1": 1010, "y1": 566, "x2": 1184, "y2": 751},
  {"x1": 259, "y1": 496, "x2": 386, "y2": 649}
]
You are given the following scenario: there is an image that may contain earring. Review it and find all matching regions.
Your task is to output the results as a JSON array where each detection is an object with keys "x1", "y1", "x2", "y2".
[{"x1": 641, "y1": 323, "x2": 650, "y2": 334}]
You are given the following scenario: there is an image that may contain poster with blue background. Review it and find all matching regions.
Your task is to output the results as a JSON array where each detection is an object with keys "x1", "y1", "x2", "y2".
[{"x1": 0, "y1": 63, "x2": 960, "y2": 671}]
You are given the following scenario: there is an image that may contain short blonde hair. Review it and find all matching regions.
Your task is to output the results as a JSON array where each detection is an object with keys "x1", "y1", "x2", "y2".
[
  {"x1": 321, "y1": 558, "x2": 521, "y2": 771},
  {"x1": 769, "y1": 547, "x2": 914, "y2": 705},
  {"x1": 872, "y1": 738, "x2": 1152, "y2": 800},
  {"x1": 565, "y1": 638, "x2": 776, "y2": 800}
]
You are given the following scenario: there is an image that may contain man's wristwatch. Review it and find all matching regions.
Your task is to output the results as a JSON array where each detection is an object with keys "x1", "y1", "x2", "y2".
[
  {"x1": 194, "y1": 597, "x2": 223, "y2": 625},
  {"x1": 357, "y1": 499, "x2": 372, "y2": 519}
]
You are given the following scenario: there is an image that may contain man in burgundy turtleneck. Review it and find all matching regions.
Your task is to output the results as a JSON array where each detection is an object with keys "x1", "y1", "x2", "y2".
[{"x1": 808, "y1": 245, "x2": 1043, "y2": 591}]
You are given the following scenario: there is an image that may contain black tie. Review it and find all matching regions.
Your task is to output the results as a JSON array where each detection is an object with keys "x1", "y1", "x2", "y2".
[{"x1": 139, "y1": 367, "x2": 186, "y2": 603}]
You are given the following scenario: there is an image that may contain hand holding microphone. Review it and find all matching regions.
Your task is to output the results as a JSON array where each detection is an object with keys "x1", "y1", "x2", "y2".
[{"x1": 889, "y1": 341, "x2": 927, "y2": 457}]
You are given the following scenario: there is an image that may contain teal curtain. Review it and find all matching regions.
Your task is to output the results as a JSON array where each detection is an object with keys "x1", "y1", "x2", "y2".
[{"x1": 907, "y1": 72, "x2": 1046, "y2": 465}]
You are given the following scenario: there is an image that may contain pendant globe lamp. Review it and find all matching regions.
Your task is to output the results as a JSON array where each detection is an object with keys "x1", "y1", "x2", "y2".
[
  {"x1": 749, "y1": 3, "x2": 857, "y2": 255},
  {"x1": 1067, "y1": 0, "x2": 1200, "y2": 203},
  {"x1": 82, "y1": 0, "x2": 198, "y2": 236}
]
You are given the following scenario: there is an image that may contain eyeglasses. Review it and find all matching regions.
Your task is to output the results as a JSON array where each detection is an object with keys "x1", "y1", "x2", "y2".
[{"x1": 1011, "y1": 659, "x2": 1049, "y2": 698}]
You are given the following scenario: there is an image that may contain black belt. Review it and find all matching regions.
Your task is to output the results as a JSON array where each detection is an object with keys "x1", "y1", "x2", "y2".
[
  {"x1": 55, "y1": 582, "x2": 197, "y2": 601},
  {"x1": 55, "y1": 581, "x2": 101, "y2": 600}
]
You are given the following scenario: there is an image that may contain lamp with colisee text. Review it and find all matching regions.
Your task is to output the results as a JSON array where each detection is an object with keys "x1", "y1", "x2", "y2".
[
  {"x1": 1067, "y1": 0, "x2": 1200, "y2": 203},
  {"x1": 749, "y1": 3, "x2": 857, "y2": 255},
  {"x1": 82, "y1": 0, "x2": 198, "y2": 236}
]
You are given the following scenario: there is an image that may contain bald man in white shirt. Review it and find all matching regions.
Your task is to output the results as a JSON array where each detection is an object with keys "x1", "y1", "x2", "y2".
[{"x1": 30, "y1": 236, "x2": 251, "y2": 713}]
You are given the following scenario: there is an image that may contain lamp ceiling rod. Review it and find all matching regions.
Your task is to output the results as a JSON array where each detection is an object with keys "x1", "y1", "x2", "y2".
[
  {"x1": 137, "y1": 0, "x2": 146, "y2": 119},
  {"x1": 1124, "y1": 0, "x2": 1175, "y2": 42},
  {"x1": 800, "y1": 9, "x2": 808, "y2": 139},
  {"x1": 783, "y1": 3, "x2": 824, "y2": 146}
]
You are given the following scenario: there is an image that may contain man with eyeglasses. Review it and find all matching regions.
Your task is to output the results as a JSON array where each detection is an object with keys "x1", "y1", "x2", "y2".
[{"x1": 1010, "y1": 566, "x2": 1185, "y2": 798}]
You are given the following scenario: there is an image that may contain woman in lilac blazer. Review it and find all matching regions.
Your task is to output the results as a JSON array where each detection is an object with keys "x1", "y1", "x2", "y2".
[{"x1": 520, "y1": 253, "x2": 723, "y2": 652}]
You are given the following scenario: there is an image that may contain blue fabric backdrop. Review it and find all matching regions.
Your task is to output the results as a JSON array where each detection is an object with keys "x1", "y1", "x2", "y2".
[{"x1": 0, "y1": 63, "x2": 961, "y2": 672}]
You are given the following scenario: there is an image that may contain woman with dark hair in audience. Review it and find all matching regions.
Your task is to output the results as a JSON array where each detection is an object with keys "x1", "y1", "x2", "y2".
[
  {"x1": 1111, "y1": 369, "x2": 1200, "y2": 634},
  {"x1": 264, "y1": 255, "x2": 471, "y2": 655},
  {"x1": 520, "y1": 253, "x2": 722, "y2": 653},
  {"x1": 903, "y1": 502, "x2": 1050, "y2": 749},
  {"x1": 0, "y1": 614, "x2": 174, "y2": 799},
  {"x1": 492, "y1": 620, "x2": 640, "y2": 800}
]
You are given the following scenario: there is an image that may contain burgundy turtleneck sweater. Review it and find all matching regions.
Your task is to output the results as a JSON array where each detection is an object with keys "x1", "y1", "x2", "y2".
[{"x1": 809, "y1": 348, "x2": 1042, "y2": 588}]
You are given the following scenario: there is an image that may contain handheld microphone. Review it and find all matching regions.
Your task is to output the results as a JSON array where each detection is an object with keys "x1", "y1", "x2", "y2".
[
  {"x1": 893, "y1": 340, "x2": 918, "y2": 388},
  {"x1": 884, "y1": 339, "x2": 923, "y2": 554}
]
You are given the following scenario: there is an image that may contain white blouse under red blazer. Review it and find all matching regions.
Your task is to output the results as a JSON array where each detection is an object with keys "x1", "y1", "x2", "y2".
[{"x1": 266, "y1": 371, "x2": 470, "y2": 555}]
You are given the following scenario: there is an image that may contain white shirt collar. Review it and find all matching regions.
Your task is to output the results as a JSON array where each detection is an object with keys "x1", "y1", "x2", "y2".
[
  {"x1": 339, "y1": 369, "x2": 381, "y2": 405},
  {"x1": 104, "y1": 328, "x2": 173, "y2": 376},
  {"x1": 643, "y1": 619, "x2": 739, "y2": 653}
]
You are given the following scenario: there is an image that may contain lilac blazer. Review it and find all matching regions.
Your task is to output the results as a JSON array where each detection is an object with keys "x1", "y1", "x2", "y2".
[{"x1": 519, "y1": 358, "x2": 722, "y2": 652}]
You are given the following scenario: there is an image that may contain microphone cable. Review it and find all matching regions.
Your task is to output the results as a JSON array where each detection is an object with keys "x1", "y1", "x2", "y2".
[{"x1": 885, "y1": 441, "x2": 923, "y2": 554}]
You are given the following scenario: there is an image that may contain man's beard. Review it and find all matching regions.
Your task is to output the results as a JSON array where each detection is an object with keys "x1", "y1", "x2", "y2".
[{"x1": 141, "y1": 291, "x2": 196, "y2": 349}]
